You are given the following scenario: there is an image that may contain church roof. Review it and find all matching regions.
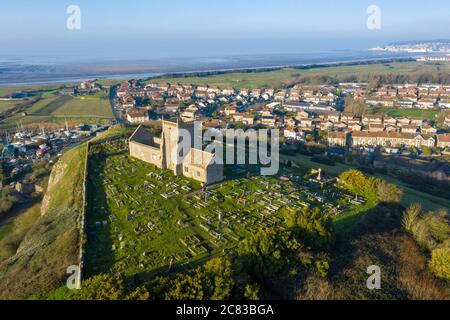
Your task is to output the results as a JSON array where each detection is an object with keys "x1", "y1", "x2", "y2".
[{"x1": 183, "y1": 148, "x2": 215, "y2": 169}]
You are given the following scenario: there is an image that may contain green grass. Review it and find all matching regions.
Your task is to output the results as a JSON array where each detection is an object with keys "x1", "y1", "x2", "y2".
[
  {"x1": 281, "y1": 154, "x2": 450, "y2": 212},
  {"x1": 332, "y1": 200, "x2": 378, "y2": 233},
  {"x1": 367, "y1": 107, "x2": 440, "y2": 120},
  {"x1": 52, "y1": 96, "x2": 113, "y2": 118},
  {"x1": 0, "y1": 224, "x2": 13, "y2": 242},
  {"x1": 151, "y1": 61, "x2": 450, "y2": 89},
  {"x1": 84, "y1": 141, "x2": 362, "y2": 279},
  {"x1": 0, "y1": 101, "x2": 18, "y2": 113},
  {"x1": 31, "y1": 96, "x2": 72, "y2": 115},
  {"x1": 0, "y1": 204, "x2": 42, "y2": 262},
  {"x1": 0, "y1": 145, "x2": 86, "y2": 298},
  {"x1": 0, "y1": 95, "x2": 113, "y2": 129}
]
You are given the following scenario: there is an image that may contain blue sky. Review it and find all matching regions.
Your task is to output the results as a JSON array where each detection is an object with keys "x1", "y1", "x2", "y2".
[{"x1": 1, "y1": 0, "x2": 450, "y2": 59}]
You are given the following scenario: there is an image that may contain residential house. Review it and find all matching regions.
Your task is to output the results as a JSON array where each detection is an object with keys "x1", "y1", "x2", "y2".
[
  {"x1": 274, "y1": 91, "x2": 287, "y2": 101},
  {"x1": 181, "y1": 105, "x2": 199, "y2": 121},
  {"x1": 319, "y1": 120, "x2": 334, "y2": 131},
  {"x1": 420, "y1": 124, "x2": 437, "y2": 135},
  {"x1": 417, "y1": 97, "x2": 436, "y2": 109},
  {"x1": 362, "y1": 115, "x2": 383, "y2": 125},
  {"x1": 327, "y1": 131, "x2": 347, "y2": 147},
  {"x1": 351, "y1": 132, "x2": 435, "y2": 148},
  {"x1": 224, "y1": 105, "x2": 238, "y2": 116},
  {"x1": 439, "y1": 99, "x2": 450, "y2": 108},
  {"x1": 284, "y1": 127, "x2": 304, "y2": 141},
  {"x1": 401, "y1": 125, "x2": 418, "y2": 134},
  {"x1": 126, "y1": 109, "x2": 149, "y2": 124},
  {"x1": 397, "y1": 117, "x2": 411, "y2": 126},
  {"x1": 368, "y1": 124, "x2": 385, "y2": 132},
  {"x1": 260, "y1": 116, "x2": 276, "y2": 127},
  {"x1": 383, "y1": 117, "x2": 397, "y2": 126},
  {"x1": 437, "y1": 134, "x2": 450, "y2": 148}
]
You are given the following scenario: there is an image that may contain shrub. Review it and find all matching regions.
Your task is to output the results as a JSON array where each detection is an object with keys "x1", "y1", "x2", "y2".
[
  {"x1": 376, "y1": 180, "x2": 403, "y2": 203},
  {"x1": 402, "y1": 204, "x2": 423, "y2": 234},
  {"x1": 429, "y1": 246, "x2": 450, "y2": 281},
  {"x1": 74, "y1": 274, "x2": 149, "y2": 300},
  {"x1": 243, "y1": 284, "x2": 260, "y2": 300}
]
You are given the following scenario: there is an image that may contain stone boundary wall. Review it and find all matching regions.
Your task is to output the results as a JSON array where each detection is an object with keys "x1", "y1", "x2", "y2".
[{"x1": 77, "y1": 134, "x2": 124, "y2": 286}]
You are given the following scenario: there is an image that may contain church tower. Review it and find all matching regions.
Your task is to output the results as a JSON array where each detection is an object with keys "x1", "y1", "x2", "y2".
[{"x1": 161, "y1": 117, "x2": 195, "y2": 176}]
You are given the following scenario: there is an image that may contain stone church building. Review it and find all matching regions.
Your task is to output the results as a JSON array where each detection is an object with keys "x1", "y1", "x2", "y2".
[{"x1": 129, "y1": 119, "x2": 224, "y2": 186}]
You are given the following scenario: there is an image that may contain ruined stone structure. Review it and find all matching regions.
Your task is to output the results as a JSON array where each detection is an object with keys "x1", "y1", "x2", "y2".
[{"x1": 129, "y1": 119, "x2": 224, "y2": 186}]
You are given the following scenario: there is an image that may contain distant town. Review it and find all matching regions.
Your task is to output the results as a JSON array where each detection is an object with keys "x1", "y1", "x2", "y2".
[{"x1": 371, "y1": 40, "x2": 450, "y2": 53}]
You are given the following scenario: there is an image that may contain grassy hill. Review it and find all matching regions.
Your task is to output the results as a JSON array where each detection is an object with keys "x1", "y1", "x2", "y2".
[
  {"x1": 0, "y1": 125, "x2": 128, "y2": 299},
  {"x1": 0, "y1": 144, "x2": 86, "y2": 298}
]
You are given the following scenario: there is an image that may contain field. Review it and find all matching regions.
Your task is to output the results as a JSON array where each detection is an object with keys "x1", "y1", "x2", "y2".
[
  {"x1": 0, "y1": 101, "x2": 18, "y2": 113},
  {"x1": 150, "y1": 61, "x2": 450, "y2": 89},
  {"x1": 0, "y1": 95, "x2": 114, "y2": 129},
  {"x1": 84, "y1": 138, "x2": 365, "y2": 278},
  {"x1": 367, "y1": 107, "x2": 440, "y2": 120},
  {"x1": 52, "y1": 96, "x2": 113, "y2": 118}
]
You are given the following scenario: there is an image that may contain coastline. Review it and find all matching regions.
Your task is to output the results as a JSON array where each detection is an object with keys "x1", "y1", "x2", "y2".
[{"x1": 0, "y1": 54, "x2": 420, "y2": 88}]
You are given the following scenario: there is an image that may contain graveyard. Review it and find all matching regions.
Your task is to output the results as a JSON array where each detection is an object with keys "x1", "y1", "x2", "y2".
[{"x1": 84, "y1": 137, "x2": 365, "y2": 279}]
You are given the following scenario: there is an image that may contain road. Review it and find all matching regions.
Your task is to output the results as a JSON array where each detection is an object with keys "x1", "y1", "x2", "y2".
[{"x1": 109, "y1": 85, "x2": 124, "y2": 123}]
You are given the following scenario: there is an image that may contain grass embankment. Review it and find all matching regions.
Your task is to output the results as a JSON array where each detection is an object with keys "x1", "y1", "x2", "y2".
[
  {"x1": 0, "y1": 125, "x2": 130, "y2": 299},
  {"x1": 0, "y1": 143, "x2": 87, "y2": 299},
  {"x1": 0, "y1": 205, "x2": 42, "y2": 260}
]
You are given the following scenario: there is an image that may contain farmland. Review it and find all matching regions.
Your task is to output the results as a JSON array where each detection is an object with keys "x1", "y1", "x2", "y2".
[
  {"x1": 84, "y1": 138, "x2": 365, "y2": 278},
  {"x1": 0, "y1": 94, "x2": 114, "y2": 130},
  {"x1": 0, "y1": 101, "x2": 18, "y2": 113}
]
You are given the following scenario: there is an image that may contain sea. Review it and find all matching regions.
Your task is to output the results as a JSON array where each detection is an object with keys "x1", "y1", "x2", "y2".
[{"x1": 0, "y1": 50, "x2": 422, "y2": 87}]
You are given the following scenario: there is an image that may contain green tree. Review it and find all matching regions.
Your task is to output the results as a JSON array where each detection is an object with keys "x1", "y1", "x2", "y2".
[
  {"x1": 339, "y1": 169, "x2": 379, "y2": 201},
  {"x1": 150, "y1": 257, "x2": 234, "y2": 300},
  {"x1": 203, "y1": 257, "x2": 234, "y2": 300},
  {"x1": 421, "y1": 147, "x2": 433, "y2": 156},
  {"x1": 286, "y1": 207, "x2": 333, "y2": 247},
  {"x1": 237, "y1": 228, "x2": 310, "y2": 281},
  {"x1": 314, "y1": 260, "x2": 330, "y2": 278},
  {"x1": 74, "y1": 274, "x2": 149, "y2": 300}
]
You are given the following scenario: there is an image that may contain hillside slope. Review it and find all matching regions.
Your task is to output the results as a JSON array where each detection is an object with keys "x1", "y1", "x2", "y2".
[
  {"x1": 0, "y1": 125, "x2": 130, "y2": 299},
  {"x1": 0, "y1": 145, "x2": 87, "y2": 299}
]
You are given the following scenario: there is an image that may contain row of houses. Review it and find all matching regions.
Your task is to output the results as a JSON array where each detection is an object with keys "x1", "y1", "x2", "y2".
[
  {"x1": 350, "y1": 84, "x2": 450, "y2": 109},
  {"x1": 327, "y1": 131, "x2": 450, "y2": 149}
]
